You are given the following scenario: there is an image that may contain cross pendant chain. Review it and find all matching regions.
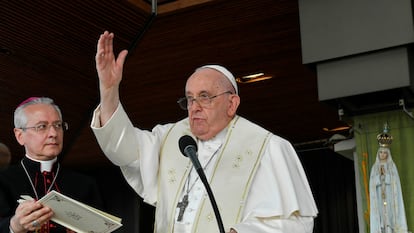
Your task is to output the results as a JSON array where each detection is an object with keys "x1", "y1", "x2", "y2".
[
  {"x1": 177, "y1": 194, "x2": 189, "y2": 222},
  {"x1": 175, "y1": 144, "x2": 222, "y2": 222}
]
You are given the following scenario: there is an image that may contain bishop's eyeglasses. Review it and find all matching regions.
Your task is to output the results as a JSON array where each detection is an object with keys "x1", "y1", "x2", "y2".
[
  {"x1": 20, "y1": 122, "x2": 69, "y2": 133},
  {"x1": 177, "y1": 91, "x2": 233, "y2": 110}
]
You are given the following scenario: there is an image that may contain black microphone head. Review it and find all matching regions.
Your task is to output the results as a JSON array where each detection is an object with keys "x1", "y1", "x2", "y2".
[{"x1": 179, "y1": 135, "x2": 197, "y2": 157}]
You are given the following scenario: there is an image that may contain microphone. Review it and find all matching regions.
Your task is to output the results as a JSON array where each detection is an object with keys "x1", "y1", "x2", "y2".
[
  {"x1": 178, "y1": 135, "x2": 225, "y2": 233},
  {"x1": 179, "y1": 135, "x2": 202, "y2": 171}
]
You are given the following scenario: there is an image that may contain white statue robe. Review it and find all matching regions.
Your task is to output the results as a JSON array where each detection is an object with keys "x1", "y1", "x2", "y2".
[
  {"x1": 91, "y1": 104, "x2": 318, "y2": 233},
  {"x1": 369, "y1": 147, "x2": 407, "y2": 233}
]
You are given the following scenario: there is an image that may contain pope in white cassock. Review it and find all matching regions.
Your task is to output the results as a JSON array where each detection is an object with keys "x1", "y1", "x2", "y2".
[
  {"x1": 91, "y1": 31, "x2": 318, "y2": 233},
  {"x1": 369, "y1": 126, "x2": 407, "y2": 233}
]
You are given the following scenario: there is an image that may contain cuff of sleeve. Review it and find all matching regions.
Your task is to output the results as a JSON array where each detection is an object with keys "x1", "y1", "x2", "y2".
[
  {"x1": 90, "y1": 105, "x2": 102, "y2": 128},
  {"x1": 91, "y1": 103, "x2": 121, "y2": 129}
]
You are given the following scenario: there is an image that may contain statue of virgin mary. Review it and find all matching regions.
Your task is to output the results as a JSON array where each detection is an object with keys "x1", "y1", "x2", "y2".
[{"x1": 369, "y1": 124, "x2": 407, "y2": 233}]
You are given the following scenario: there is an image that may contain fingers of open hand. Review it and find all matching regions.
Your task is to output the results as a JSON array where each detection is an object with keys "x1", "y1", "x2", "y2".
[
  {"x1": 104, "y1": 31, "x2": 114, "y2": 55},
  {"x1": 96, "y1": 31, "x2": 114, "y2": 61}
]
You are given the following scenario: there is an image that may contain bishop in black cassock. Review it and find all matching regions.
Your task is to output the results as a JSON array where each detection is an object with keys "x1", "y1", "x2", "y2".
[
  {"x1": 0, "y1": 97, "x2": 104, "y2": 233},
  {"x1": 0, "y1": 156, "x2": 103, "y2": 233}
]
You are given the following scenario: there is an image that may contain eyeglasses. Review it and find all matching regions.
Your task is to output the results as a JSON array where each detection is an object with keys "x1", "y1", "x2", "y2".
[
  {"x1": 177, "y1": 91, "x2": 233, "y2": 110},
  {"x1": 20, "y1": 122, "x2": 68, "y2": 133}
]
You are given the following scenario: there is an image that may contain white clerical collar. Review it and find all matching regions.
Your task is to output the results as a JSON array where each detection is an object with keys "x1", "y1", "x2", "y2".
[{"x1": 25, "y1": 154, "x2": 57, "y2": 172}]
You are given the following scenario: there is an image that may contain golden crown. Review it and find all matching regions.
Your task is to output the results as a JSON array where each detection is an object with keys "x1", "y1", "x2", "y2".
[{"x1": 377, "y1": 123, "x2": 393, "y2": 148}]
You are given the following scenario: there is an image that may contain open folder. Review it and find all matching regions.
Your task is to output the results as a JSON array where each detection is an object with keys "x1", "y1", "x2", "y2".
[{"x1": 19, "y1": 190, "x2": 122, "y2": 233}]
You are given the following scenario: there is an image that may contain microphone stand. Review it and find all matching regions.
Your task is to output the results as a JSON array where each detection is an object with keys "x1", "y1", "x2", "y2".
[
  {"x1": 180, "y1": 136, "x2": 225, "y2": 233},
  {"x1": 194, "y1": 167, "x2": 225, "y2": 233}
]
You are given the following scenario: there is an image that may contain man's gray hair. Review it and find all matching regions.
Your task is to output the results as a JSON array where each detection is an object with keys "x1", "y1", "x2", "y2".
[{"x1": 14, "y1": 97, "x2": 62, "y2": 128}]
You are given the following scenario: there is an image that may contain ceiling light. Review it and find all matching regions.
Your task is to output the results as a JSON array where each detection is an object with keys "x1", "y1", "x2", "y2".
[{"x1": 236, "y1": 72, "x2": 273, "y2": 84}]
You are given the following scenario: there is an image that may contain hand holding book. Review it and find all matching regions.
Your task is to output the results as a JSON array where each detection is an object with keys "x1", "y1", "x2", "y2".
[{"x1": 19, "y1": 191, "x2": 122, "y2": 233}]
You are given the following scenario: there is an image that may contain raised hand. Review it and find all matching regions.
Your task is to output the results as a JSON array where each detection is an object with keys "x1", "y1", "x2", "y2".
[
  {"x1": 95, "y1": 31, "x2": 128, "y2": 124},
  {"x1": 95, "y1": 31, "x2": 128, "y2": 92}
]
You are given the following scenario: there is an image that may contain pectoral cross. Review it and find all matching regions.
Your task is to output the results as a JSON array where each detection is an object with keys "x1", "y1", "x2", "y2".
[{"x1": 177, "y1": 194, "x2": 189, "y2": 222}]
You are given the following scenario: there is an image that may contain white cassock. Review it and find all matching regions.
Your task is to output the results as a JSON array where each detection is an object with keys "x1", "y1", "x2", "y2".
[{"x1": 91, "y1": 104, "x2": 318, "y2": 233}]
